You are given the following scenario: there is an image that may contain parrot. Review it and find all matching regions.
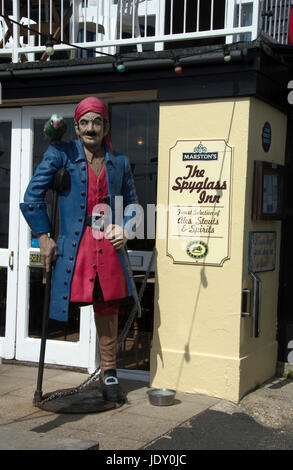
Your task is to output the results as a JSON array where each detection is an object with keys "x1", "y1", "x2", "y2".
[{"x1": 43, "y1": 114, "x2": 67, "y2": 141}]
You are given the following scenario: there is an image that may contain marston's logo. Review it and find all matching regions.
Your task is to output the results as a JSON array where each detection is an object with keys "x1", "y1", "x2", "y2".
[
  {"x1": 182, "y1": 143, "x2": 218, "y2": 161},
  {"x1": 186, "y1": 240, "x2": 208, "y2": 259}
]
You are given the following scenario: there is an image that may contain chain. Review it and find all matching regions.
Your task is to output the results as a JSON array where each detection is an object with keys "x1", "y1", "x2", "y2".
[
  {"x1": 40, "y1": 367, "x2": 102, "y2": 404},
  {"x1": 40, "y1": 248, "x2": 155, "y2": 404}
]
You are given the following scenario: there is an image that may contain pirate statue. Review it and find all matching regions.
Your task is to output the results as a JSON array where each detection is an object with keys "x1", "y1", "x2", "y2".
[{"x1": 20, "y1": 97, "x2": 139, "y2": 403}]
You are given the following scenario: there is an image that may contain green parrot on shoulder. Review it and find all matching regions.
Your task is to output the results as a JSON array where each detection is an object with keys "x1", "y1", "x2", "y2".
[{"x1": 44, "y1": 114, "x2": 67, "y2": 141}]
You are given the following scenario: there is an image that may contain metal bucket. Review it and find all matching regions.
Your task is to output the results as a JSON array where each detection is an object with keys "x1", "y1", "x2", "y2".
[{"x1": 147, "y1": 388, "x2": 176, "y2": 406}]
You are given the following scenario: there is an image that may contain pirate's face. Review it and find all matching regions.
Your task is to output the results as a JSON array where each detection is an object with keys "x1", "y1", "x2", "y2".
[{"x1": 75, "y1": 111, "x2": 109, "y2": 149}]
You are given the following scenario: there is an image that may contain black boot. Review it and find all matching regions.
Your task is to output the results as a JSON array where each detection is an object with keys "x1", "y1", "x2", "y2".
[{"x1": 100, "y1": 369, "x2": 124, "y2": 403}]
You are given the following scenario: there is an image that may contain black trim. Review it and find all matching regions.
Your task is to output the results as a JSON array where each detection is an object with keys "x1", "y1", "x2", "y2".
[{"x1": 0, "y1": 43, "x2": 291, "y2": 114}]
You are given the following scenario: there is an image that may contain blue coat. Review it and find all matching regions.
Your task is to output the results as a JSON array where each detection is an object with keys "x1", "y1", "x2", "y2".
[{"x1": 20, "y1": 140, "x2": 139, "y2": 322}]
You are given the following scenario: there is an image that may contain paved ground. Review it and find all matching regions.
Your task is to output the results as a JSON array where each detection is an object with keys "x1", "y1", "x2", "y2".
[
  {"x1": 0, "y1": 362, "x2": 219, "y2": 450},
  {"x1": 145, "y1": 393, "x2": 293, "y2": 450},
  {"x1": 0, "y1": 361, "x2": 293, "y2": 451}
]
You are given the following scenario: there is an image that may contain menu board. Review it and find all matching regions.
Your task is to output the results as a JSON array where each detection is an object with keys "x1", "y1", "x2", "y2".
[
  {"x1": 248, "y1": 231, "x2": 276, "y2": 273},
  {"x1": 167, "y1": 140, "x2": 232, "y2": 266}
]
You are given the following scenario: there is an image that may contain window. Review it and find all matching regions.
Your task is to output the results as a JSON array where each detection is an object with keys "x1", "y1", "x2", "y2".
[{"x1": 110, "y1": 101, "x2": 159, "y2": 251}]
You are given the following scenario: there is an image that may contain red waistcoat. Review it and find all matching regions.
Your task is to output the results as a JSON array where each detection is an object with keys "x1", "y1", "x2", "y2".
[{"x1": 70, "y1": 163, "x2": 128, "y2": 303}]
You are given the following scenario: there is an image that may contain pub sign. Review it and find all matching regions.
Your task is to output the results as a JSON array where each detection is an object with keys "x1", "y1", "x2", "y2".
[{"x1": 167, "y1": 140, "x2": 233, "y2": 266}]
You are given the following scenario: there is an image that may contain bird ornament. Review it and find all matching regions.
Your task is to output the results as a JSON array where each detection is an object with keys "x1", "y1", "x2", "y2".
[{"x1": 43, "y1": 114, "x2": 67, "y2": 141}]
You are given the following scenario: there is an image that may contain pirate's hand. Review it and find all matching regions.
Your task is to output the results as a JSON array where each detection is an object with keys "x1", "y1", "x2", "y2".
[
  {"x1": 37, "y1": 233, "x2": 58, "y2": 272},
  {"x1": 105, "y1": 224, "x2": 128, "y2": 250}
]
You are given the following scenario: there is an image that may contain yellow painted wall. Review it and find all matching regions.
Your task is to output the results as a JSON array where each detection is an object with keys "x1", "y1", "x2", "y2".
[
  {"x1": 239, "y1": 98, "x2": 287, "y2": 398},
  {"x1": 151, "y1": 97, "x2": 287, "y2": 402}
]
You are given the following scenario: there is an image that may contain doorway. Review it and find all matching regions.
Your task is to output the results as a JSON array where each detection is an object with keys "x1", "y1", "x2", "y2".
[
  {"x1": 1, "y1": 100, "x2": 158, "y2": 375},
  {"x1": 0, "y1": 109, "x2": 21, "y2": 360},
  {"x1": 16, "y1": 104, "x2": 96, "y2": 368},
  {"x1": 15, "y1": 102, "x2": 158, "y2": 372}
]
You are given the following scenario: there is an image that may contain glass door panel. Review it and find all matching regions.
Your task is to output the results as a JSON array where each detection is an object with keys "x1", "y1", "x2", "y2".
[
  {"x1": 0, "y1": 122, "x2": 12, "y2": 248},
  {"x1": 111, "y1": 102, "x2": 158, "y2": 251},
  {"x1": 0, "y1": 268, "x2": 7, "y2": 338},
  {"x1": 110, "y1": 102, "x2": 158, "y2": 373},
  {"x1": 0, "y1": 110, "x2": 22, "y2": 359},
  {"x1": 27, "y1": 117, "x2": 81, "y2": 343},
  {"x1": 28, "y1": 267, "x2": 81, "y2": 343},
  {"x1": 16, "y1": 105, "x2": 94, "y2": 369},
  {"x1": 0, "y1": 121, "x2": 11, "y2": 343}
]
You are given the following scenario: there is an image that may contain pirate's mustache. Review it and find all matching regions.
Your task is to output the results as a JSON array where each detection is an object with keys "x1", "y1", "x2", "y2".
[{"x1": 85, "y1": 130, "x2": 97, "y2": 137}]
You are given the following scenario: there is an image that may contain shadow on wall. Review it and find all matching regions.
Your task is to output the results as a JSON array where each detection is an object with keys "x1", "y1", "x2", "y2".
[
  {"x1": 151, "y1": 102, "x2": 237, "y2": 391},
  {"x1": 149, "y1": 247, "x2": 163, "y2": 382},
  {"x1": 178, "y1": 102, "x2": 236, "y2": 390}
]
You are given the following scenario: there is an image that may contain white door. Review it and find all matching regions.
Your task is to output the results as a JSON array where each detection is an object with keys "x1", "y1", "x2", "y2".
[
  {"x1": 16, "y1": 105, "x2": 98, "y2": 370},
  {"x1": 0, "y1": 109, "x2": 21, "y2": 359}
]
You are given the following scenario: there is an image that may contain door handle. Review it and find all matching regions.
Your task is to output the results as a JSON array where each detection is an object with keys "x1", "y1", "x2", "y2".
[
  {"x1": 241, "y1": 289, "x2": 251, "y2": 317},
  {"x1": 250, "y1": 272, "x2": 261, "y2": 338},
  {"x1": 242, "y1": 273, "x2": 261, "y2": 338},
  {"x1": 8, "y1": 250, "x2": 14, "y2": 270}
]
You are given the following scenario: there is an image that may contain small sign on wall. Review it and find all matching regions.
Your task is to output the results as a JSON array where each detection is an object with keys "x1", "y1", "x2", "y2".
[
  {"x1": 166, "y1": 139, "x2": 233, "y2": 266},
  {"x1": 252, "y1": 161, "x2": 285, "y2": 220},
  {"x1": 248, "y1": 231, "x2": 276, "y2": 273},
  {"x1": 29, "y1": 251, "x2": 44, "y2": 268}
]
